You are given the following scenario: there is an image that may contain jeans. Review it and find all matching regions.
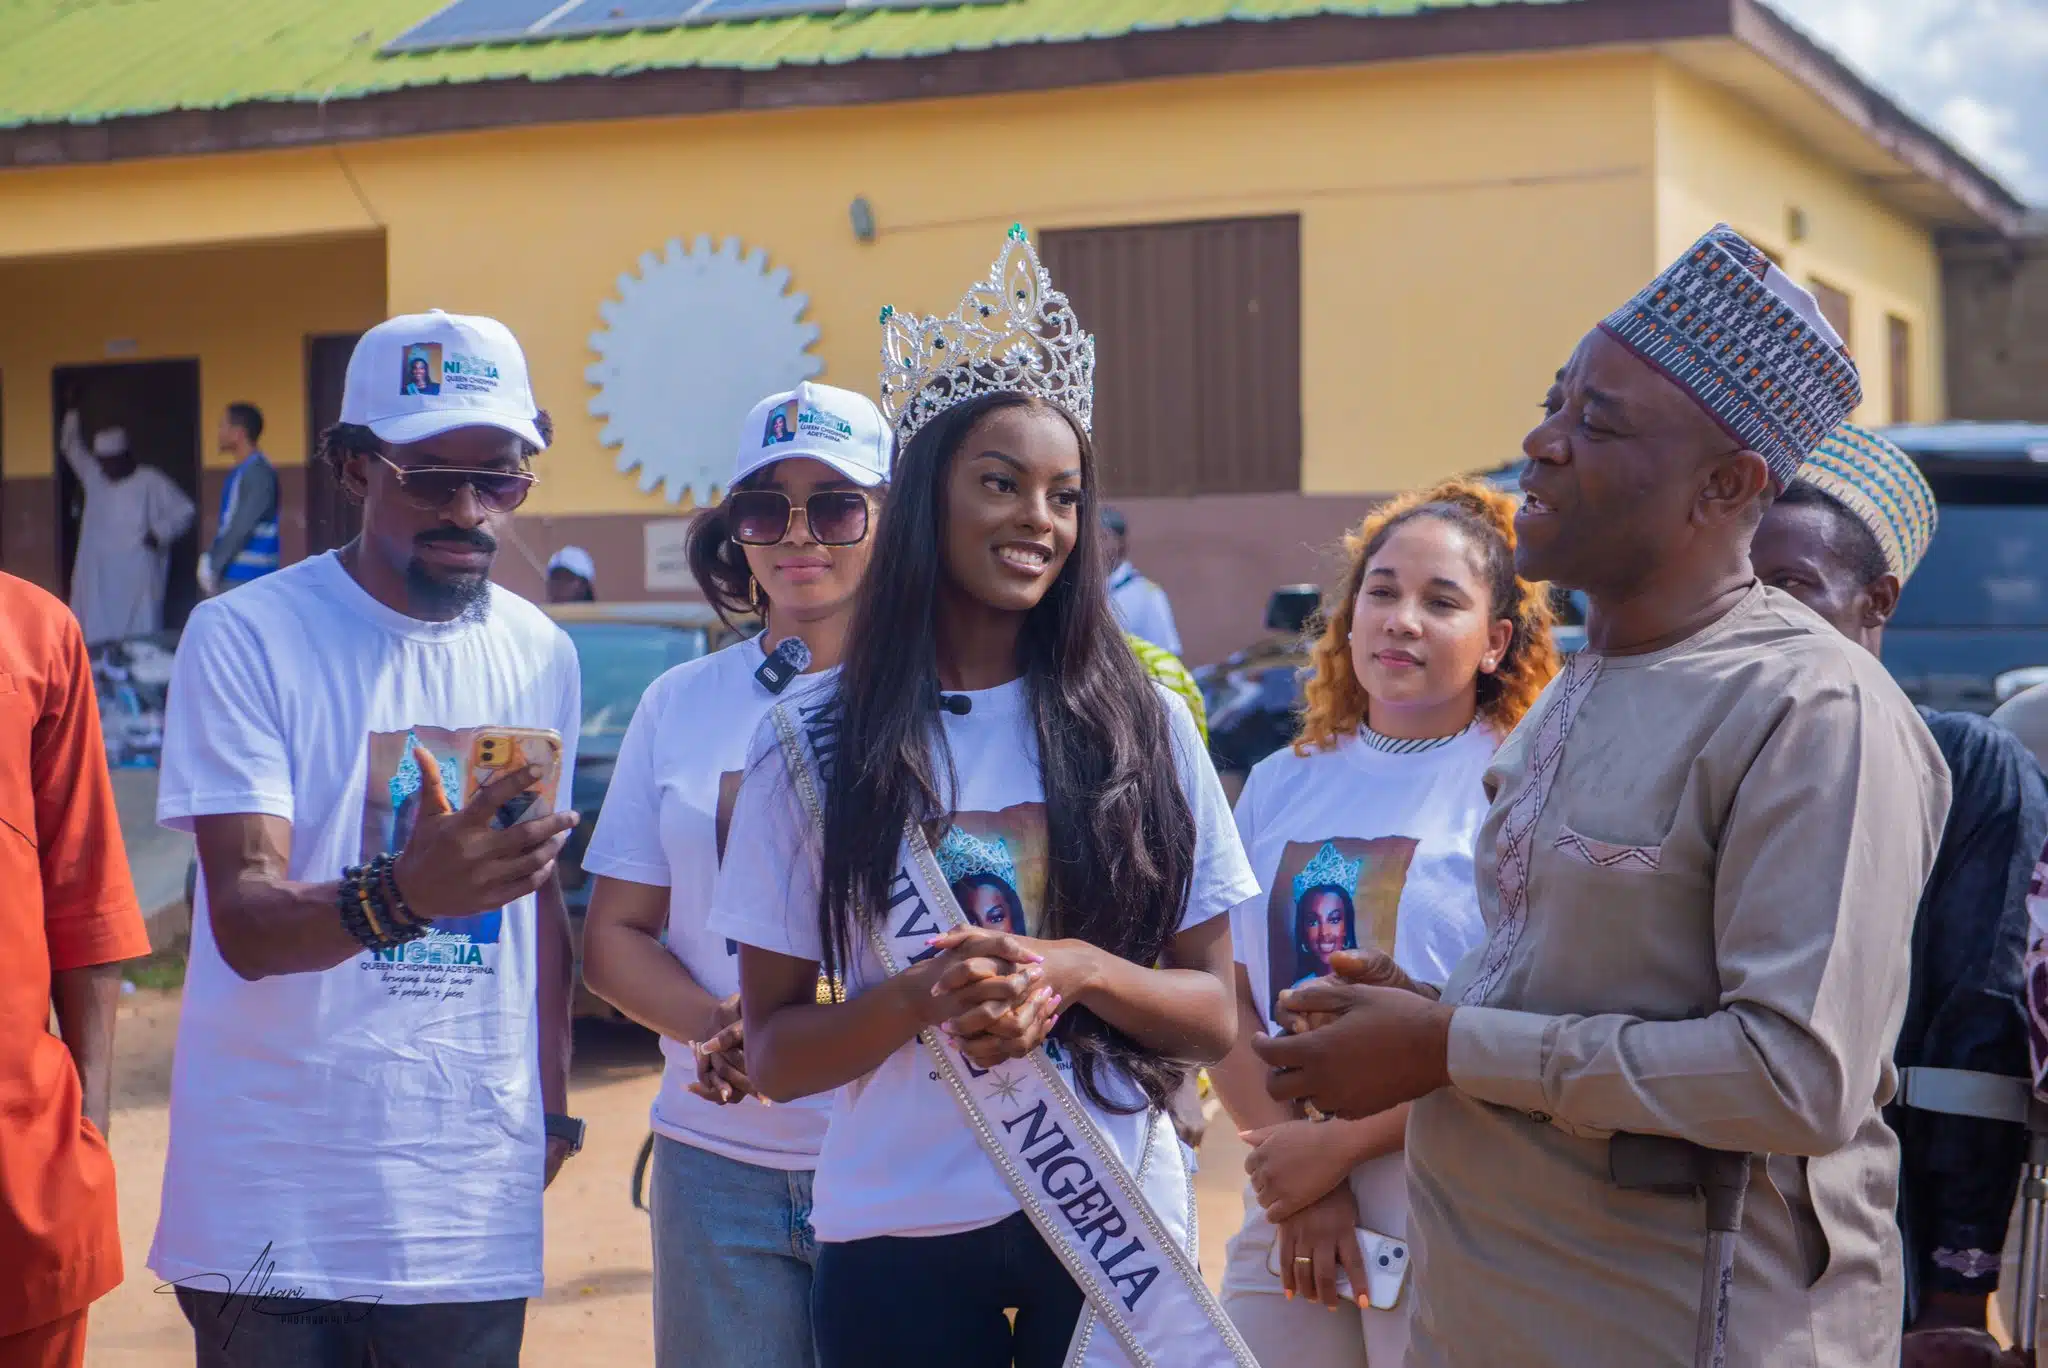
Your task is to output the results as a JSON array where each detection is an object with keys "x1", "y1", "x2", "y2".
[
  {"x1": 173, "y1": 1288, "x2": 524, "y2": 1368},
  {"x1": 812, "y1": 1211, "x2": 1084, "y2": 1368},
  {"x1": 651, "y1": 1134, "x2": 819, "y2": 1368}
]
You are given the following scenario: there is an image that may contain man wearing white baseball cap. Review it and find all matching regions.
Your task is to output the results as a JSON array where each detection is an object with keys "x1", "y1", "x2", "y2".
[
  {"x1": 547, "y1": 546, "x2": 599, "y2": 603},
  {"x1": 579, "y1": 378, "x2": 890, "y2": 1368},
  {"x1": 153, "y1": 310, "x2": 584, "y2": 1367}
]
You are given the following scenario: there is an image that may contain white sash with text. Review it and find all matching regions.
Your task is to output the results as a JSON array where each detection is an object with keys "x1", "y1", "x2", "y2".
[{"x1": 771, "y1": 699, "x2": 1257, "y2": 1368}]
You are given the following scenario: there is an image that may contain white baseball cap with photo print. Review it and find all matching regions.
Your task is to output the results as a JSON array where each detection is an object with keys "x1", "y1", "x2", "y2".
[
  {"x1": 733, "y1": 381, "x2": 891, "y2": 490},
  {"x1": 341, "y1": 309, "x2": 547, "y2": 450}
]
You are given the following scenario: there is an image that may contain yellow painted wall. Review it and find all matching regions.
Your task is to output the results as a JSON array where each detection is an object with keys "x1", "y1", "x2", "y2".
[
  {"x1": 319, "y1": 49, "x2": 1663, "y2": 511},
  {"x1": 1652, "y1": 59, "x2": 1946, "y2": 423},
  {"x1": 0, "y1": 235, "x2": 386, "y2": 479},
  {"x1": 0, "y1": 43, "x2": 1953, "y2": 521}
]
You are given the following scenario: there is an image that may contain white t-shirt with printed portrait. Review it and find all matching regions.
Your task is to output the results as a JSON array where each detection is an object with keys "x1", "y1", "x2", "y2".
[
  {"x1": 708, "y1": 678, "x2": 1258, "y2": 1243},
  {"x1": 150, "y1": 551, "x2": 580, "y2": 1305},
  {"x1": 580, "y1": 636, "x2": 837, "y2": 1169},
  {"x1": 1228, "y1": 723, "x2": 1497, "y2": 1037}
]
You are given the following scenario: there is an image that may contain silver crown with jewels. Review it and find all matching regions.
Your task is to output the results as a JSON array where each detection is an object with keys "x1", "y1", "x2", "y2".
[
  {"x1": 1293, "y1": 840, "x2": 1365, "y2": 905},
  {"x1": 936, "y1": 825, "x2": 1019, "y2": 890},
  {"x1": 878, "y1": 224, "x2": 1095, "y2": 447}
]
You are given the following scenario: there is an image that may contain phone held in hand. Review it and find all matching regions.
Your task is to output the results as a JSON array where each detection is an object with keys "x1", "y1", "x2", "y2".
[
  {"x1": 462, "y1": 728, "x2": 564, "y2": 829},
  {"x1": 1262, "y1": 1226, "x2": 1410, "y2": 1310}
]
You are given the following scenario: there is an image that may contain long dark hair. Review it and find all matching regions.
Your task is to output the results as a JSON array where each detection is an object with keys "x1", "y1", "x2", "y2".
[
  {"x1": 816, "y1": 392, "x2": 1197, "y2": 1115},
  {"x1": 685, "y1": 479, "x2": 766, "y2": 629}
]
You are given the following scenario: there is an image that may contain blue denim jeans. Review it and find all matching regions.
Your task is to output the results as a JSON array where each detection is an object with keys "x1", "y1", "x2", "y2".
[
  {"x1": 173, "y1": 1287, "x2": 524, "y2": 1368},
  {"x1": 651, "y1": 1134, "x2": 819, "y2": 1368}
]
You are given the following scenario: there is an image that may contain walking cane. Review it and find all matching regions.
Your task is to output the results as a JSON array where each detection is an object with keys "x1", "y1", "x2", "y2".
[
  {"x1": 1898, "y1": 1067, "x2": 2048, "y2": 1354},
  {"x1": 1609, "y1": 1133, "x2": 1754, "y2": 1368}
]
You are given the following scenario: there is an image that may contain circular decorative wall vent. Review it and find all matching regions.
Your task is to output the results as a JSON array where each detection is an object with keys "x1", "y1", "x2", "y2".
[{"x1": 587, "y1": 235, "x2": 823, "y2": 504}]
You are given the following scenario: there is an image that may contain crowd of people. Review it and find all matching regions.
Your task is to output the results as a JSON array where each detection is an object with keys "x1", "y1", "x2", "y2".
[{"x1": 7, "y1": 219, "x2": 2047, "y2": 1368}]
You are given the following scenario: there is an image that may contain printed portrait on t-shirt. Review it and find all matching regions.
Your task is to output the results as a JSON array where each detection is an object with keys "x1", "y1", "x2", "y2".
[
  {"x1": 935, "y1": 803, "x2": 1048, "y2": 937},
  {"x1": 1265, "y1": 836, "x2": 1418, "y2": 1015},
  {"x1": 717, "y1": 768, "x2": 745, "y2": 955},
  {"x1": 361, "y1": 727, "x2": 509, "y2": 963}
]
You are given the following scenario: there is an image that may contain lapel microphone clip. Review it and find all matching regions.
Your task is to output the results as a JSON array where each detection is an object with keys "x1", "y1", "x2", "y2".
[{"x1": 755, "y1": 636, "x2": 813, "y2": 695}]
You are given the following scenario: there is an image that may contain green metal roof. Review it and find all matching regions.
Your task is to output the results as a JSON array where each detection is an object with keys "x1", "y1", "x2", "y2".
[{"x1": 0, "y1": 0, "x2": 1571, "y2": 130}]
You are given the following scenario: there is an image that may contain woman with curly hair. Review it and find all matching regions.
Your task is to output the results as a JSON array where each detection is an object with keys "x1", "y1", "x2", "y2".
[{"x1": 1208, "y1": 476, "x2": 1560, "y2": 1367}]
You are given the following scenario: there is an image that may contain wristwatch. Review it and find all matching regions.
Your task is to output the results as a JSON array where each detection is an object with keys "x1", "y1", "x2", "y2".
[{"x1": 544, "y1": 1113, "x2": 586, "y2": 1156}]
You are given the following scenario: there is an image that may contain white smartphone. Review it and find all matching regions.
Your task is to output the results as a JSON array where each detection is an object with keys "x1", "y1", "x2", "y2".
[{"x1": 1264, "y1": 1227, "x2": 1411, "y2": 1311}]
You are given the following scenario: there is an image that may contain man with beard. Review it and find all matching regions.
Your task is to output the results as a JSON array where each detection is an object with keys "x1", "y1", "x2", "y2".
[
  {"x1": 1751, "y1": 425, "x2": 2042, "y2": 1368},
  {"x1": 152, "y1": 312, "x2": 585, "y2": 1367},
  {"x1": 1255, "y1": 227, "x2": 1949, "y2": 1365}
]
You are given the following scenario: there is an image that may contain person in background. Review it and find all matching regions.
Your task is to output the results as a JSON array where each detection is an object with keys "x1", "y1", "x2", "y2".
[
  {"x1": 59, "y1": 408, "x2": 196, "y2": 646},
  {"x1": 1208, "y1": 478, "x2": 1557, "y2": 1367},
  {"x1": 1254, "y1": 225, "x2": 1947, "y2": 1366},
  {"x1": 152, "y1": 311, "x2": 583, "y2": 1368},
  {"x1": 547, "y1": 546, "x2": 599, "y2": 604},
  {"x1": 1102, "y1": 506, "x2": 1182, "y2": 654},
  {"x1": 1751, "y1": 424, "x2": 2043, "y2": 1368},
  {"x1": 0, "y1": 571, "x2": 152, "y2": 1368},
  {"x1": 198, "y1": 402, "x2": 279, "y2": 597},
  {"x1": 580, "y1": 381, "x2": 891, "y2": 1368},
  {"x1": 1991, "y1": 685, "x2": 2048, "y2": 775}
]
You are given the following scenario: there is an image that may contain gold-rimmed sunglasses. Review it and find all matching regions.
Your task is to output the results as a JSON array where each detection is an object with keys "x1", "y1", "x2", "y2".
[{"x1": 376, "y1": 454, "x2": 539, "y2": 513}]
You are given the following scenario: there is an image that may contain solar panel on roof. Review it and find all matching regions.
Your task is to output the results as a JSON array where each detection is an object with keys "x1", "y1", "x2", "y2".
[
  {"x1": 542, "y1": 0, "x2": 703, "y2": 34},
  {"x1": 385, "y1": 0, "x2": 1008, "y2": 53},
  {"x1": 385, "y1": 0, "x2": 582, "y2": 51},
  {"x1": 687, "y1": 0, "x2": 837, "y2": 19}
]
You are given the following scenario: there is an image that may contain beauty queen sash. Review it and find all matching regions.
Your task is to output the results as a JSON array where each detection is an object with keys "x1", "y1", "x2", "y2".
[{"x1": 771, "y1": 700, "x2": 1258, "y2": 1368}]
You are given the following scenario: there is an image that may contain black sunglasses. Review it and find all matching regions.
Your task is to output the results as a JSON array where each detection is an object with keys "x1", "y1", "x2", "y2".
[
  {"x1": 377, "y1": 455, "x2": 537, "y2": 513},
  {"x1": 728, "y1": 489, "x2": 871, "y2": 547}
]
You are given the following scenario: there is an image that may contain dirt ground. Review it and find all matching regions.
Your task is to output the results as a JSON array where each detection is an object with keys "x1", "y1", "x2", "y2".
[{"x1": 83, "y1": 988, "x2": 1252, "y2": 1366}]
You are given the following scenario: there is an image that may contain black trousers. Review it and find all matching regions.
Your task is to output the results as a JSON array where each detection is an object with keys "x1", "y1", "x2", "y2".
[
  {"x1": 813, "y1": 1211, "x2": 1085, "y2": 1368},
  {"x1": 175, "y1": 1288, "x2": 526, "y2": 1368}
]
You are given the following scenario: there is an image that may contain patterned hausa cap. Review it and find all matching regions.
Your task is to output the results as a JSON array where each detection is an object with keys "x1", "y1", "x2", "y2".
[
  {"x1": 1796, "y1": 423, "x2": 1938, "y2": 582},
  {"x1": 1599, "y1": 225, "x2": 1863, "y2": 489}
]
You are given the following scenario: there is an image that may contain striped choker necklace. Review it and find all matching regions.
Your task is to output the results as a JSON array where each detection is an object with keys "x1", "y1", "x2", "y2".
[{"x1": 1358, "y1": 721, "x2": 1472, "y2": 754}]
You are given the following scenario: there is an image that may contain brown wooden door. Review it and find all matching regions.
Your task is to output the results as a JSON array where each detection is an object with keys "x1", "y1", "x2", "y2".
[
  {"x1": 1042, "y1": 216, "x2": 1302, "y2": 497},
  {"x1": 305, "y1": 332, "x2": 362, "y2": 556}
]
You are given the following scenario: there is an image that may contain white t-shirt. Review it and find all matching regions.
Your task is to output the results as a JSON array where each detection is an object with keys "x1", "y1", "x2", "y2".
[
  {"x1": 708, "y1": 678, "x2": 1257, "y2": 1243},
  {"x1": 150, "y1": 552, "x2": 581, "y2": 1304},
  {"x1": 1230, "y1": 724, "x2": 1497, "y2": 1034},
  {"x1": 580, "y1": 637, "x2": 836, "y2": 1169}
]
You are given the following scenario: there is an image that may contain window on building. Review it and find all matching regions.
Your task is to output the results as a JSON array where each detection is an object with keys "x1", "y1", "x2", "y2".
[
  {"x1": 1888, "y1": 314, "x2": 1912, "y2": 423},
  {"x1": 1809, "y1": 277, "x2": 1854, "y2": 351},
  {"x1": 1040, "y1": 216, "x2": 1302, "y2": 497}
]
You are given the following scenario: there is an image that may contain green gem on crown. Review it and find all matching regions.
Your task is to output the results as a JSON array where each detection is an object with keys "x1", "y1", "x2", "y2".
[
  {"x1": 1008, "y1": 223, "x2": 1027, "y2": 242},
  {"x1": 879, "y1": 304, "x2": 894, "y2": 323}
]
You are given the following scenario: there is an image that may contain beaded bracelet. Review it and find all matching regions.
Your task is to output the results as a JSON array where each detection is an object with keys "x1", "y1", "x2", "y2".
[{"x1": 338, "y1": 859, "x2": 429, "y2": 951}]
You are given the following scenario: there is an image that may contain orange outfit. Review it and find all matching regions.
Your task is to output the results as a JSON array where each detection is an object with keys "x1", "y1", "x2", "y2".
[{"x1": 0, "y1": 572, "x2": 150, "y2": 1345}]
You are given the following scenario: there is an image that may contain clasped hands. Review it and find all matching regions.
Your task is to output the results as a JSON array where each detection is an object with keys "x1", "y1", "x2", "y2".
[
  {"x1": 1250, "y1": 948, "x2": 1458, "y2": 1119},
  {"x1": 913, "y1": 927, "x2": 1077, "y2": 1069},
  {"x1": 689, "y1": 927, "x2": 1079, "y2": 1107}
]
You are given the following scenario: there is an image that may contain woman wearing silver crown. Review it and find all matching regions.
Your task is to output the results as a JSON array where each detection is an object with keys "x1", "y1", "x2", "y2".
[
  {"x1": 708, "y1": 226, "x2": 1263, "y2": 1368},
  {"x1": 1206, "y1": 477, "x2": 1560, "y2": 1367}
]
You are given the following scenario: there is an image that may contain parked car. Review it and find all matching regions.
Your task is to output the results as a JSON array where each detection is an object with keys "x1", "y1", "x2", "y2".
[
  {"x1": 1870, "y1": 423, "x2": 2048, "y2": 713},
  {"x1": 547, "y1": 600, "x2": 751, "y2": 1019}
]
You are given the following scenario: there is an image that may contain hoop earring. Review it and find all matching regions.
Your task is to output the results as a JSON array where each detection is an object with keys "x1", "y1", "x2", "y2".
[{"x1": 748, "y1": 576, "x2": 763, "y2": 616}]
